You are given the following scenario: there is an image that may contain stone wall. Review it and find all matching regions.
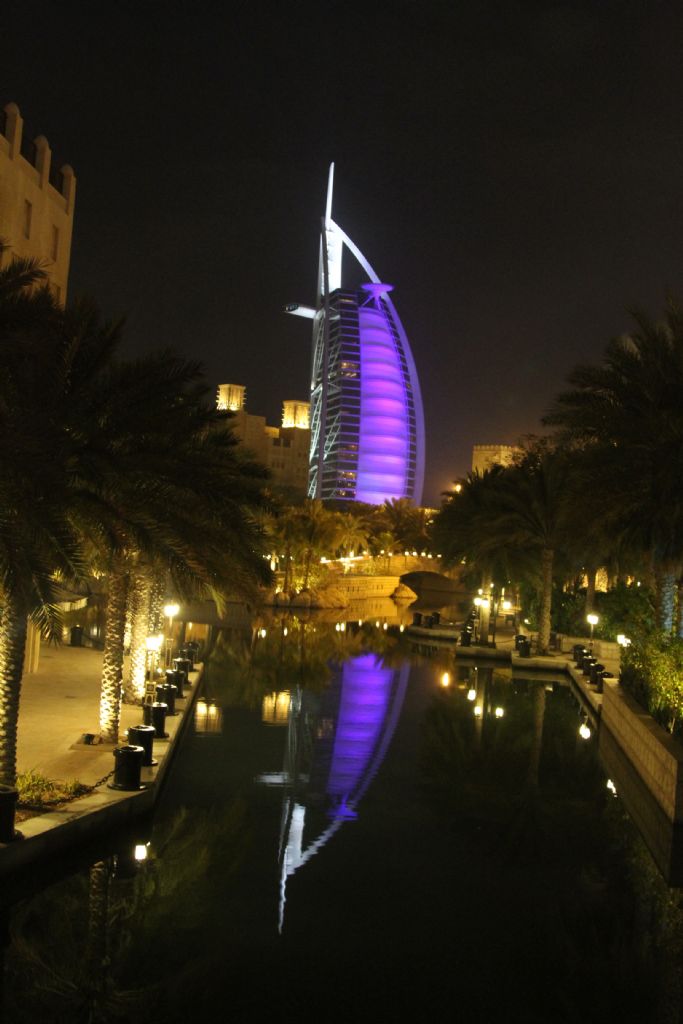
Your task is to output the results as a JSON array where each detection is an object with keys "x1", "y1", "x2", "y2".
[
  {"x1": 601, "y1": 678, "x2": 683, "y2": 822},
  {"x1": 335, "y1": 575, "x2": 405, "y2": 599}
]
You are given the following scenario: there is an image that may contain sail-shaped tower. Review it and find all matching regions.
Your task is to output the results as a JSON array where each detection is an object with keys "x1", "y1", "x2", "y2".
[{"x1": 286, "y1": 165, "x2": 425, "y2": 505}]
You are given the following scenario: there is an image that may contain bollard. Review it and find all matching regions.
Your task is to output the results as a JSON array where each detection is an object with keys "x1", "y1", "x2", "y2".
[
  {"x1": 573, "y1": 644, "x2": 586, "y2": 664},
  {"x1": 108, "y1": 745, "x2": 145, "y2": 791},
  {"x1": 166, "y1": 668, "x2": 184, "y2": 699},
  {"x1": 0, "y1": 785, "x2": 19, "y2": 843},
  {"x1": 173, "y1": 657, "x2": 192, "y2": 682},
  {"x1": 128, "y1": 724, "x2": 157, "y2": 766},
  {"x1": 582, "y1": 655, "x2": 597, "y2": 677},
  {"x1": 143, "y1": 701, "x2": 168, "y2": 738},
  {"x1": 589, "y1": 662, "x2": 605, "y2": 685},
  {"x1": 518, "y1": 638, "x2": 531, "y2": 658},
  {"x1": 156, "y1": 682, "x2": 177, "y2": 716},
  {"x1": 412, "y1": 612, "x2": 423, "y2": 626}
]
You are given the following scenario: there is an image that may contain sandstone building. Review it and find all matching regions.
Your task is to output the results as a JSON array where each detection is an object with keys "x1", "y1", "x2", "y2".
[{"x1": 0, "y1": 102, "x2": 76, "y2": 302}]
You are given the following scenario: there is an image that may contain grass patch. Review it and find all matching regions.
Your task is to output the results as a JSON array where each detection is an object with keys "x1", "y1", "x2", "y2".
[{"x1": 17, "y1": 769, "x2": 90, "y2": 809}]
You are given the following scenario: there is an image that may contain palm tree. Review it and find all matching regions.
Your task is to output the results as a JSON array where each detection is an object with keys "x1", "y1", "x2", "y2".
[
  {"x1": 1, "y1": 285, "x2": 274, "y2": 758},
  {"x1": 544, "y1": 301, "x2": 683, "y2": 633},
  {"x1": 433, "y1": 446, "x2": 574, "y2": 653},
  {"x1": 292, "y1": 500, "x2": 339, "y2": 589},
  {"x1": 374, "y1": 497, "x2": 430, "y2": 552},
  {"x1": 0, "y1": 251, "x2": 90, "y2": 785},
  {"x1": 333, "y1": 511, "x2": 369, "y2": 558},
  {"x1": 70, "y1": 335, "x2": 274, "y2": 741}
]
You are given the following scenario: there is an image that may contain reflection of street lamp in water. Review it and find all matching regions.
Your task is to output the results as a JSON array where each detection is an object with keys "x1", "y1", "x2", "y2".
[
  {"x1": 163, "y1": 603, "x2": 180, "y2": 667},
  {"x1": 587, "y1": 613, "x2": 599, "y2": 652}
]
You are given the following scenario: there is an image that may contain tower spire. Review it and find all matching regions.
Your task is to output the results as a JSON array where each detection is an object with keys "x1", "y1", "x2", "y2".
[{"x1": 325, "y1": 161, "x2": 335, "y2": 226}]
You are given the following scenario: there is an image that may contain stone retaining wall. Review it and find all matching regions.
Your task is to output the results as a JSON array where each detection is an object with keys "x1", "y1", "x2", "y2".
[
  {"x1": 334, "y1": 575, "x2": 404, "y2": 599},
  {"x1": 601, "y1": 678, "x2": 683, "y2": 822}
]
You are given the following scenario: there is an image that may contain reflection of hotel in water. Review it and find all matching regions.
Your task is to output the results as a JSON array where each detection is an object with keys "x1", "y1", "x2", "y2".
[{"x1": 258, "y1": 653, "x2": 409, "y2": 930}]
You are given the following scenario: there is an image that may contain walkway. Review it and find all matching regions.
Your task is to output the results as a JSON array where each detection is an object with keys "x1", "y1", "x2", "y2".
[{"x1": 17, "y1": 643, "x2": 162, "y2": 787}]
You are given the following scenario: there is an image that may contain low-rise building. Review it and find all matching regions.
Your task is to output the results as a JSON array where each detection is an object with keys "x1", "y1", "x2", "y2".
[
  {"x1": 471, "y1": 444, "x2": 520, "y2": 475},
  {"x1": 0, "y1": 102, "x2": 76, "y2": 302},
  {"x1": 217, "y1": 383, "x2": 310, "y2": 498}
]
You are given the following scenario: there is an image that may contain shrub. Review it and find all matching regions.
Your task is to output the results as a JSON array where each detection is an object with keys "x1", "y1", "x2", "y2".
[
  {"x1": 17, "y1": 769, "x2": 88, "y2": 807},
  {"x1": 620, "y1": 633, "x2": 683, "y2": 737}
]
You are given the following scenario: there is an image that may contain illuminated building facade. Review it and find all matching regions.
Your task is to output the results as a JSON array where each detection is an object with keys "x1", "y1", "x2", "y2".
[
  {"x1": 287, "y1": 164, "x2": 425, "y2": 505},
  {"x1": 0, "y1": 102, "x2": 76, "y2": 303},
  {"x1": 471, "y1": 444, "x2": 520, "y2": 475},
  {"x1": 217, "y1": 383, "x2": 310, "y2": 497}
]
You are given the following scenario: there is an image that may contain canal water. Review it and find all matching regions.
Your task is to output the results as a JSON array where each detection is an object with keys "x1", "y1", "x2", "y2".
[{"x1": 3, "y1": 612, "x2": 683, "y2": 1023}]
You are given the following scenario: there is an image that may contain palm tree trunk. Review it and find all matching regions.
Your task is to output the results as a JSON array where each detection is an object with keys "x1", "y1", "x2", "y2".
[
  {"x1": 0, "y1": 596, "x2": 28, "y2": 787},
  {"x1": 478, "y1": 577, "x2": 491, "y2": 645},
  {"x1": 585, "y1": 566, "x2": 597, "y2": 615},
  {"x1": 677, "y1": 579, "x2": 683, "y2": 639},
  {"x1": 99, "y1": 565, "x2": 130, "y2": 743},
  {"x1": 655, "y1": 565, "x2": 677, "y2": 634},
  {"x1": 124, "y1": 569, "x2": 151, "y2": 704},
  {"x1": 147, "y1": 569, "x2": 165, "y2": 634},
  {"x1": 285, "y1": 541, "x2": 292, "y2": 593},
  {"x1": 538, "y1": 547, "x2": 554, "y2": 654}
]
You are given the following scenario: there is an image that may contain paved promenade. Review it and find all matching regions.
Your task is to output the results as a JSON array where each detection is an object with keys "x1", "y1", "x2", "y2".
[
  {"x1": 17, "y1": 643, "x2": 160, "y2": 787},
  {"x1": 1, "y1": 642, "x2": 201, "y2": 879}
]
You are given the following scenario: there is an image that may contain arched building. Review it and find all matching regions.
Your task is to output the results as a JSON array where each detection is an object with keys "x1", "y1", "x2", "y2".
[{"x1": 287, "y1": 164, "x2": 425, "y2": 505}]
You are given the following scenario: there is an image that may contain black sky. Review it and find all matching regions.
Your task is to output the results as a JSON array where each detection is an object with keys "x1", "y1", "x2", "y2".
[{"x1": 3, "y1": 1, "x2": 683, "y2": 503}]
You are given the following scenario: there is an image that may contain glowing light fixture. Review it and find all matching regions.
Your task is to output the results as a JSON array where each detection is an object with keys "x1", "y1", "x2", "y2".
[
  {"x1": 467, "y1": 688, "x2": 476, "y2": 701},
  {"x1": 579, "y1": 722, "x2": 591, "y2": 740},
  {"x1": 440, "y1": 672, "x2": 450, "y2": 688},
  {"x1": 494, "y1": 706, "x2": 504, "y2": 718}
]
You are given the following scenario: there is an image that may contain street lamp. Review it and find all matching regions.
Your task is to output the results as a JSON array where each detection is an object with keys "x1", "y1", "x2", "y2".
[
  {"x1": 163, "y1": 603, "x2": 180, "y2": 667},
  {"x1": 145, "y1": 634, "x2": 163, "y2": 695},
  {"x1": 586, "y1": 612, "x2": 599, "y2": 652}
]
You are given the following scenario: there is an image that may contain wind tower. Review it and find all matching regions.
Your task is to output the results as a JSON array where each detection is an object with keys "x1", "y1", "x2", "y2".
[{"x1": 286, "y1": 164, "x2": 425, "y2": 505}]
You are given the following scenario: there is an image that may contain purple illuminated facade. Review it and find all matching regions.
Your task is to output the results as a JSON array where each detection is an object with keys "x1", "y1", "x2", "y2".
[{"x1": 286, "y1": 165, "x2": 425, "y2": 505}]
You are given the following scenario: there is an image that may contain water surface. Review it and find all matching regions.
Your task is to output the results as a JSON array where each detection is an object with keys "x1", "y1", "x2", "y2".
[{"x1": 3, "y1": 615, "x2": 683, "y2": 1023}]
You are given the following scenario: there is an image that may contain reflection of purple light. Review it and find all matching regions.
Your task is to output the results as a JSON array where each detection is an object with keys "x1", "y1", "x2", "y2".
[
  {"x1": 356, "y1": 299, "x2": 408, "y2": 504},
  {"x1": 326, "y1": 653, "x2": 396, "y2": 815}
]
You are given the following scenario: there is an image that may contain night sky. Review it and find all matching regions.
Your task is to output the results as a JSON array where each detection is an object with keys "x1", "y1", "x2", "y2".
[{"x1": 4, "y1": 1, "x2": 683, "y2": 503}]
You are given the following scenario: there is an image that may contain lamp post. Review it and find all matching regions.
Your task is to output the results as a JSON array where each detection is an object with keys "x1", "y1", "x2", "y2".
[
  {"x1": 145, "y1": 634, "x2": 163, "y2": 701},
  {"x1": 163, "y1": 603, "x2": 179, "y2": 668},
  {"x1": 587, "y1": 612, "x2": 599, "y2": 653}
]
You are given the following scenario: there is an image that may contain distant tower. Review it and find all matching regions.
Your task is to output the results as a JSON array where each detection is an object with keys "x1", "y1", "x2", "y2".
[
  {"x1": 282, "y1": 399, "x2": 310, "y2": 429},
  {"x1": 216, "y1": 383, "x2": 246, "y2": 411},
  {"x1": 286, "y1": 164, "x2": 425, "y2": 505}
]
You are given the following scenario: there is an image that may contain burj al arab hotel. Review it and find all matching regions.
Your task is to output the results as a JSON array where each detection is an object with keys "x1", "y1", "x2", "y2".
[{"x1": 286, "y1": 165, "x2": 425, "y2": 506}]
